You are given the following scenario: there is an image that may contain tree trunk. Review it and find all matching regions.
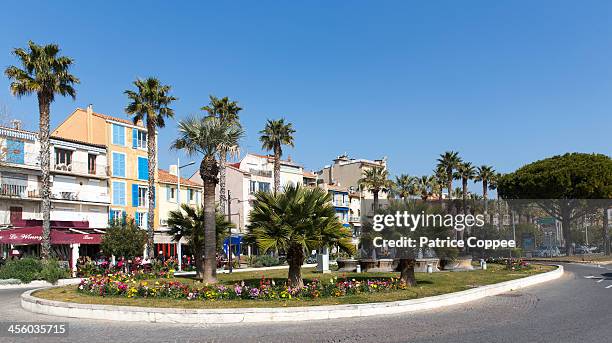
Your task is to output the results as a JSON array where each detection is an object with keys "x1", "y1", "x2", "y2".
[
  {"x1": 273, "y1": 146, "x2": 281, "y2": 193},
  {"x1": 218, "y1": 150, "x2": 227, "y2": 215},
  {"x1": 373, "y1": 190, "x2": 379, "y2": 214},
  {"x1": 483, "y1": 180, "x2": 488, "y2": 217},
  {"x1": 38, "y1": 94, "x2": 51, "y2": 260},
  {"x1": 561, "y1": 203, "x2": 573, "y2": 256},
  {"x1": 200, "y1": 156, "x2": 219, "y2": 284},
  {"x1": 194, "y1": 244, "x2": 205, "y2": 279},
  {"x1": 287, "y1": 243, "x2": 304, "y2": 288},
  {"x1": 604, "y1": 207, "x2": 610, "y2": 256},
  {"x1": 462, "y1": 178, "x2": 468, "y2": 214},
  {"x1": 447, "y1": 170, "x2": 453, "y2": 200},
  {"x1": 146, "y1": 121, "x2": 156, "y2": 259},
  {"x1": 398, "y1": 258, "x2": 416, "y2": 286}
]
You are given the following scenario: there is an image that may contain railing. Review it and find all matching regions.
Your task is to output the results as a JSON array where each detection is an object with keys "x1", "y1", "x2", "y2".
[
  {"x1": 0, "y1": 184, "x2": 27, "y2": 197},
  {"x1": 332, "y1": 200, "x2": 349, "y2": 207},
  {"x1": 0, "y1": 151, "x2": 40, "y2": 167},
  {"x1": 249, "y1": 169, "x2": 272, "y2": 178},
  {"x1": 349, "y1": 215, "x2": 361, "y2": 222},
  {"x1": 51, "y1": 191, "x2": 110, "y2": 203},
  {"x1": 52, "y1": 161, "x2": 108, "y2": 177}
]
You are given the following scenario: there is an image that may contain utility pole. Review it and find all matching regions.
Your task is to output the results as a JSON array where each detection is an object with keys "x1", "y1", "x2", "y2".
[{"x1": 227, "y1": 189, "x2": 233, "y2": 273}]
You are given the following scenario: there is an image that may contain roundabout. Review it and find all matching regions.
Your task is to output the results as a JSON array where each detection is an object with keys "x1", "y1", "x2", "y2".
[{"x1": 20, "y1": 265, "x2": 562, "y2": 324}]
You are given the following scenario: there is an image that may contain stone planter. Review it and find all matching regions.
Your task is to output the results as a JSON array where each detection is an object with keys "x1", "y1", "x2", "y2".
[
  {"x1": 443, "y1": 256, "x2": 474, "y2": 271},
  {"x1": 414, "y1": 258, "x2": 440, "y2": 272},
  {"x1": 370, "y1": 258, "x2": 394, "y2": 272},
  {"x1": 358, "y1": 259, "x2": 377, "y2": 272},
  {"x1": 336, "y1": 259, "x2": 358, "y2": 272}
]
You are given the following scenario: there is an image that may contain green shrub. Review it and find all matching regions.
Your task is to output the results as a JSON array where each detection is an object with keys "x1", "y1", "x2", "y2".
[
  {"x1": 0, "y1": 258, "x2": 69, "y2": 284},
  {"x1": 39, "y1": 259, "x2": 70, "y2": 284},
  {"x1": 250, "y1": 255, "x2": 282, "y2": 267},
  {"x1": 0, "y1": 258, "x2": 43, "y2": 283}
]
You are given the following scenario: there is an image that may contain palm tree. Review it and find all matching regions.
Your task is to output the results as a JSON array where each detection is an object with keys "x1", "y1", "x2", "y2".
[
  {"x1": 436, "y1": 151, "x2": 462, "y2": 199},
  {"x1": 172, "y1": 116, "x2": 243, "y2": 283},
  {"x1": 358, "y1": 167, "x2": 393, "y2": 212},
  {"x1": 433, "y1": 165, "x2": 446, "y2": 200},
  {"x1": 5, "y1": 41, "x2": 79, "y2": 259},
  {"x1": 416, "y1": 175, "x2": 435, "y2": 201},
  {"x1": 125, "y1": 77, "x2": 176, "y2": 258},
  {"x1": 259, "y1": 119, "x2": 295, "y2": 193},
  {"x1": 202, "y1": 95, "x2": 242, "y2": 215},
  {"x1": 167, "y1": 204, "x2": 234, "y2": 278},
  {"x1": 248, "y1": 183, "x2": 354, "y2": 287},
  {"x1": 454, "y1": 161, "x2": 476, "y2": 213},
  {"x1": 475, "y1": 165, "x2": 495, "y2": 215},
  {"x1": 394, "y1": 174, "x2": 416, "y2": 200}
]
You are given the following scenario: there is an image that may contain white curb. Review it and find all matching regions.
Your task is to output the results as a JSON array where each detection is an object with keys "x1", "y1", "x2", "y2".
[
  {"x1": 0, "y1": 278, "x2": 82, "y2": 290},
  {"x1": 21, "y1": 265, "x2": 563, "y2": 324}
]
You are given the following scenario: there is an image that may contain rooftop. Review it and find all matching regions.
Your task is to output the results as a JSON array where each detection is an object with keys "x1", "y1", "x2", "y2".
[{"x1": 158, "y1": 169, "x2": 203, "y2": 187}]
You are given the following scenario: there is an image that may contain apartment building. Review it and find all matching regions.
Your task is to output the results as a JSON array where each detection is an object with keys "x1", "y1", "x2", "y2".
[
  {"x1": 0, "y1": 124, "x2": 109, "y2": 228},
  {"x1": 52, "y1": 105, "x2": 157, "y2": 227}
]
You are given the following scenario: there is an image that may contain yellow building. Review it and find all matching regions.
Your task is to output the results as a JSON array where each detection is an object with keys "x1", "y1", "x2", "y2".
[{"x1": 52, "y1": 105, "x2": 158, "y2": 229}]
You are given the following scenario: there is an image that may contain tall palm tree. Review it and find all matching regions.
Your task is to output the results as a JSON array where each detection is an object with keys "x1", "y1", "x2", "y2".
[
  {"x1": 125, "y1": 78, "x2": 176, "y2": 258},
  {"x1": 248, "y1": 183, "x2": 354, "y2": 287},
  {"x1": 454, "y1": 161, "x2": 476, "y2": 213},
  {"x1": 358, "y1": 167, "x2": 393, "y2": 212},
  {"x1": 201, "y1": 95, "x2": 242, "y2": 215},
  {"x1": 394, "y1": 174, "x2": 416, "y2": 200},
  {"x1": 167, "y1": 204, "x2": 234, "y2": 279},
  {"x1": 259, "y1": 118, "x2": 295, "y2": 193},
  {"x1": 433, "y1": 165, "x2": 447, "y2": 200},
  {"x1": 172, "y1": 116, "x2": 243, "y2": 283},
  {"x1": 5, "y1": 41, "x2": 79, "y2": 259},
  {"x1": 475, "y1": 165, "x2": 495, "y2": 214},
  {"x1": 436, "y1": 151, "x2": 462, "y2": 199}
]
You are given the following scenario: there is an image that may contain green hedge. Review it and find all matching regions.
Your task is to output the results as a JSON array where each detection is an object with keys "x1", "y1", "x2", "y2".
[{"x1": 0, "y1": 258, "x2": 69, "y2": 284}]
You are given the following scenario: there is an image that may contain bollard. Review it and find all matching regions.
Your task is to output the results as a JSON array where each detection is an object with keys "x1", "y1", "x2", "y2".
[
  {"x1": 480, "y1": 259, "x2": 487, "y2": 270},
  {"x1": 356, "y1": 264, "x2": 361, "y2": 273},
  {"x1": 427, "y1": 263, "x2": 433, "y2": 273}
]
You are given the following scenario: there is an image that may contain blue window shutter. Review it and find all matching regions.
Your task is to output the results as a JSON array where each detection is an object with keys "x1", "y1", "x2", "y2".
[
  {"x1": 132, "y1": 184, "x2": 139, "y2": 207},
  {"x1": 120, "y1": 155, "x2": 125, "y2": 177},
  {"x1": 132, "y1": 128, "x2": 138, "y2": 149},
  {"x1": 135, "y1": 212, "x2": 140, "y2": 226},
  {"x1": 112, "y1": 153, "x2": 126, "y2": 177},
  {"x1": 109, "y1": 210, "x2": 115, "y2": 223},
  {"x1": 138, "y1": 157, "x2": 148, "y2": 180},
  {"x1": 121, "y1": 211, "x2": 127, "y2": 225}
]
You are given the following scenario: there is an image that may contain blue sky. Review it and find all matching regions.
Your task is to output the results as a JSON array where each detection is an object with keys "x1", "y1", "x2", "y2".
[{"x1": 1, "y1": 1, "x2": 611, "y2": 187}]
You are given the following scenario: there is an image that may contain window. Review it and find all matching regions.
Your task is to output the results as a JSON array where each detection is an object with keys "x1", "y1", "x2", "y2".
[
  {"x1": 112, "y1": 124, "x2": 125, "y2": 146},
  {"x1": 188, "y1": 189, "x2": 194, "y2": 202},
  {"x1": 258, "y1": 182, "x2": 270, "y2": 193},
  {"x1": 137, "y1": 157, "x2": 148, "y2": 180},
  {"x1": 5, "y1": 139, "x2": 24, "y2": 164},
  {"x1": 138, "y1": 186, "x2": 148, "y2": 207},
  {"x1": 137, "y1": 130, "x2": 147, "y2": 149},
  {"x1": 112, "y1": 182, "x2": 126, "y2": 205},
  {"x1": 112, "y1": 153, "x2": 126, "y2": 177},
  {"x1": 109, "y1": 209, "x2": 124, "y2": 223},
  {"x1": 135, "y1": 212, "x2": 147, "y2": 228},
  {"x1": 166, "y1": 186, "x2": 176, "y2": 201},
  {"x1": 55, "y1": 148, "x2": 72, "y2": 167},
  {"x1": 249, "y1": 181, "x2": 257, "y2": 194},
  {"x1": 88, "y1": 154, "x2": 96, "y2": 174}
]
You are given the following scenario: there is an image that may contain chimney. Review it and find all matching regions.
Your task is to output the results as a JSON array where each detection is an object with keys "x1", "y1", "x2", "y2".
[
  {"x1": 169, "y1": 164, "x2": 178, "y2": 176},
  {"x1": 287, "y1": 155, "x2": 292, "y2": 162},
  {"x1": 328, "y1": 165, "x2": 333, "y2": 185},
  {"x1": 86, "y1": 104, "x2": 93, "y2": 141},
  {"x1": 11, "y1": 119, "x2": 22, "y2": 130}
]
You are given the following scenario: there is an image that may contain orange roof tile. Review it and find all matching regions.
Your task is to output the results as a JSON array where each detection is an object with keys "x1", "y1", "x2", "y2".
[
  {"x1": 303, "y1": 171, "x2": 317, "y2": 178},
  {"x1": 158, "y1": 169, "x2": 203, "y2": 187},
  {"x1": 91, "y1": 111, "x2": 143, "y2": 127}
]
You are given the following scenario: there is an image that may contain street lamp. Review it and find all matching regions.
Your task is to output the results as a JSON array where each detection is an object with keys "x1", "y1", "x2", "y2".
[
  {"x1": 176, "y1": 158, "x2": 195, "y2": 271},
  {"x1": 227, "y1": 190, "x2": 247, "y2": 273}
]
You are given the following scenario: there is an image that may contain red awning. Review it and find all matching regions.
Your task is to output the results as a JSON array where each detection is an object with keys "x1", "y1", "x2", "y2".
[{"x1": 0, "y1": 227, "x2": 102, "y2": 245}]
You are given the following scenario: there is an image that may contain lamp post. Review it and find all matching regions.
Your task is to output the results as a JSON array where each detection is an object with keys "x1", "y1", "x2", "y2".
[
  {"x1": 227, "y1": 190, "x2": 246, "y2": 273},
  {"x1": 176, "y1": 158, "x2": 195, "y2": 271}
]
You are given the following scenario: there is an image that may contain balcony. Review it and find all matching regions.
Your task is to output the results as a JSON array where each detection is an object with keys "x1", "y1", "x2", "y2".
[
  {"x1": 332, "y1": 200, "x2": 350, "y2": 208},
  {"x1": 52, "y1": 161, "x2": 108, "y2": 177},
  {"x1": 249, "y1": 169, "x2": 272, "y2": 178},
  {"x1": 0, "y1": 184, "x2": 39, "y2": 198},
  {"x1": 51, "y1": 191, "x2": 110, "y2": 204},
  {"x1": 349, "y1": 215, "x2": 361, "y2": 223}
]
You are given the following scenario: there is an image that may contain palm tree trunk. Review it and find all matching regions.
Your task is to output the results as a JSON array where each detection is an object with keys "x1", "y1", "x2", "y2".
[
  {"x1": 462, "y1": 178, "x2": 468, "y2": 214},
  {"x1": 446, "y1": 171, "x2": 452, "y2": 200},
  {"x1": 287, "y1": 243, "x2": 304, "y2": 288},
  {"x1": 146, "y1": 121, "x2": 156, "y2": 259},
  {"x1": 398, "y1": 258, "x2": 416, "y2": 286},
  {"x1": 218, "y1": 150, "x2": 227, "y2": 215},
  {"x1": 273, "y1": 146, "x2": 281, "y2": 193},
  {"x1": 38, "y1": 94, "x2": 51, "y2": 260},
  {"x1": 483, "y1": 180, "x2": 488, "y2": 216},
  {"x1": 200, "y1": 156, "x2": 219, "y2": 283},
  {"x1": 603, "y1": 207, "x2": 610, "y2": 256},
  {"x1": 194, "y1": 242, "x2": 204, "y2": 279},
  {"x1": 373, "y1": 190, "x2": 379, "y2": 214},
  {"x1": 561, "y1": 202, "x2": 573, "y2": 256}
]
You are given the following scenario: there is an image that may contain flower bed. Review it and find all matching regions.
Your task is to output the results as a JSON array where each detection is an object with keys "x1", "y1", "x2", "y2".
[{"x1": 77, "y1": 273, "x2": 409, "y2": 301}]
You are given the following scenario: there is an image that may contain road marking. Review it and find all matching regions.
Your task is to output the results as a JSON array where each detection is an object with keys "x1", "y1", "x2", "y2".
[
  {"x1": 584, "y1": 276, "x2": 603, "y2": 279},
  {"x1": 606, "y1": 285, "x2": 612, "y2": 289},
  {"x1": 597, "y1": 279, "x2": 605, "y2": 283}
]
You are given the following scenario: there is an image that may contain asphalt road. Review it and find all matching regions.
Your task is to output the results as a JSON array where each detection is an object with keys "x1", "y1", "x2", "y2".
[{"x1": 1, "y1": 263, "x2": 611, "y2": 343}]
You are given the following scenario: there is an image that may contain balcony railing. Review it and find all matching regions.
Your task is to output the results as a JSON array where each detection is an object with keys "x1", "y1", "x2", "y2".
[
  {"x1": 0, "y1": 184, "x2": 27, "y2": 197},
  {"x1": 52, "y1": 161, "x2": 108, "y2": 177},
  {"x1": 249, "y1": 169, "x2": 272, "y2": 178},
  {"x1": 349, "y1": 215, "x2": 361, "y2": 222},
  {"x1": 332, "y1": 200, "x2": 349, "y2": 207}
]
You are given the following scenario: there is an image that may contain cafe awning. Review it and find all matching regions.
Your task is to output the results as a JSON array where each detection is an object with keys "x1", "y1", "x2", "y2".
[{"x1": 0, "y1": 227, "x2": 102, "y2": 245}]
